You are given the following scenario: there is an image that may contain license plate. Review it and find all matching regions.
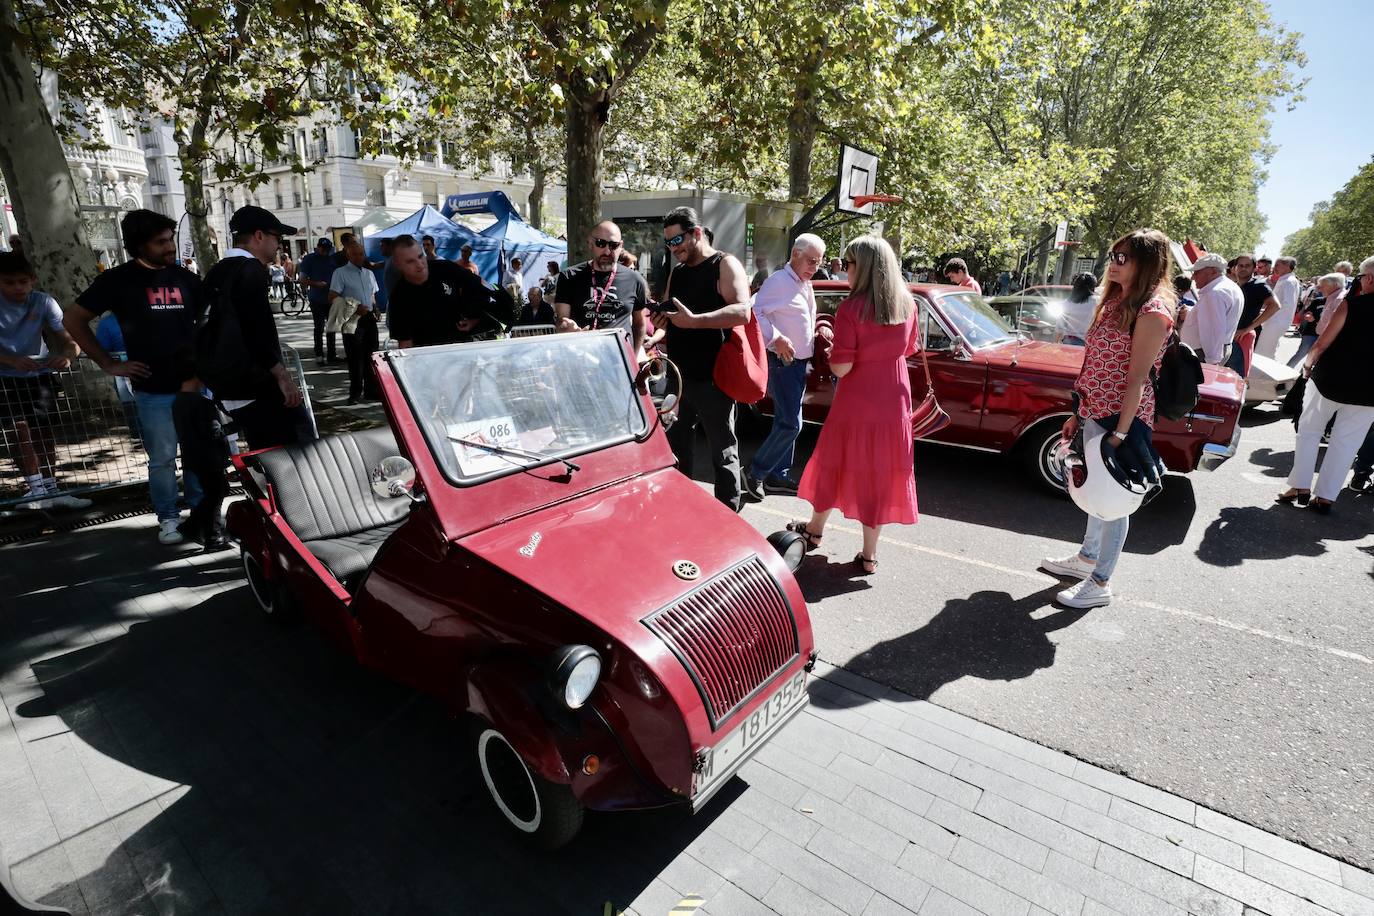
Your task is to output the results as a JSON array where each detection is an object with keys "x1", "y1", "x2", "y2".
[{"x1": 692, "y1": 669, "x2": 808, "y2": 805}]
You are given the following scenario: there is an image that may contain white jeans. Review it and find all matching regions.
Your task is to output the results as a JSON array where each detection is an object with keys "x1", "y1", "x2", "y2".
[
  {"x1": 1287, "y1": 382, "x2": 1374, "y2": 501},
  {"x1": 1254, "y1": 312, "x2": 1293, "y2": 359}
]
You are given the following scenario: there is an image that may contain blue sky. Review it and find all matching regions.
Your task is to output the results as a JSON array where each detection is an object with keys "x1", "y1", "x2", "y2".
[{"x1": 1258, "y1": 0, "x2": 1374, "y2": 259}]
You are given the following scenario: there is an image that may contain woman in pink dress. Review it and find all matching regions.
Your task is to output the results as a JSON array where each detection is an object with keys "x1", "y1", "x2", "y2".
[{"x1": 790, "y1": 235, "x2": 919, "y2": 574}]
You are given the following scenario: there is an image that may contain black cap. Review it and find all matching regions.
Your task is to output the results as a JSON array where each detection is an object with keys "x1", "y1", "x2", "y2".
[
  {"x1": 228, "y1": 205, "x2": 297, "y2": 236},
  {"x1": 316, "y1": 237, "x2": 334, "y2": 249}
]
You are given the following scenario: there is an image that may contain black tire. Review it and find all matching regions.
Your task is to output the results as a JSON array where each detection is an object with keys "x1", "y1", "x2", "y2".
[
  {"x1": 476, "y1": 726, "x2": 583, "y2": 850},
  {"x1": 241, "y1": 548, "x2": 297, "y2": 623},
  {"x1": 1019, "y1": 419, "x2": 1071, "y2": 496}
]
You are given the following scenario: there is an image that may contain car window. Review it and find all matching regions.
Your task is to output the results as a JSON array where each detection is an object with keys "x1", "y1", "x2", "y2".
[
  {"x1": 390, "y1": 331, "x2": 647, "y2": 484},
  {"x1": 816, "y1": 292, "x2": 845, "y2": 316},
  {"x1": 920, "y1": 301, "x2": 954, "y2": 350},
  {"x1": 936, "y1": 292, "x2": 1016, "y2": 349}
]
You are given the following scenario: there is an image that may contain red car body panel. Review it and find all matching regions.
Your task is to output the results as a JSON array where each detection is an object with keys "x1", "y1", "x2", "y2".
[
  {"x1": 786, "y1": 282, "x2": 1243, "y2": 476},
  {"x1": 227, "y1": 333, "x2": 815, "y2": 819}
]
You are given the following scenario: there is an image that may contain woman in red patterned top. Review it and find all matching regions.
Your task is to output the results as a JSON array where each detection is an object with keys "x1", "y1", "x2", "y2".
[{"x1": 1040, "y1": 229, "x2": 1177, "y2": 609}]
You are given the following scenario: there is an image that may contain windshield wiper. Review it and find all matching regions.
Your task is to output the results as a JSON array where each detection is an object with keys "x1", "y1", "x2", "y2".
[{"x1": 447, "y1": 435, "x2": 581, "y2": 475}]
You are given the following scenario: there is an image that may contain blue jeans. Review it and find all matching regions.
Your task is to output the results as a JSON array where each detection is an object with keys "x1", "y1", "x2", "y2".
[
  {"x1": 1287, "y1": 335, "x2": 1317, "y2": 368},
  {"x1": 1080, "y1": 514, "x2": 1128, "y2": 584},
  {"x1": 749, "y1": 355, "x2": 809, "y2": 482},
  {"x1": 134, "y1": 391, "x2": 202, "y2": 520}
]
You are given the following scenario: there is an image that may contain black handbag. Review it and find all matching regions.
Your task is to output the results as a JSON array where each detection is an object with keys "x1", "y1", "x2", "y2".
[{"x1": 1281, "y1": 374, "x2": 1306, "y2": 417}]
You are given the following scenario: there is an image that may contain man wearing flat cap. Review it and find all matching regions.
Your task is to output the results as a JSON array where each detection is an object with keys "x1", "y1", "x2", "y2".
[
  {"x1": 1180, "y1": 252, "x2": 1243, "y2": 367},
  {"x1": 201, "y1": 206, "x2": 307, "y2": 449}
]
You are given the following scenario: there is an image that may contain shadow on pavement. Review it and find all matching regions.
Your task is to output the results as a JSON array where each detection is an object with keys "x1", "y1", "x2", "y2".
[
  {"x1": 791, "y1": 553, "x2": 875, "y2": 602},
  {"x1": 1248, "y1": 446, "x2": 1295, "y2": 478},
  {"x1": 1194, "y1": 502, "x2": 1372, "y2": 567},
  {"x1": 8, "y1": 549, "x2": 732, "y2": 915},
  {"x1": 813, "y1": 586, "x2": 1085, "y2": 703}
]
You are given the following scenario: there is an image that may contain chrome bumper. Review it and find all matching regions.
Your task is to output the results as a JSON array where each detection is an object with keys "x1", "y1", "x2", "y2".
[{"x1": 1198, "y1": 421, "x2": 1242, "y2": 471}]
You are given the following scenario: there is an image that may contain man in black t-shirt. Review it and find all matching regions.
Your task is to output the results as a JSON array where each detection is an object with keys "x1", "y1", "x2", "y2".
[
  {"x1": 553, "y1": 219, "x2": 648, "y2": 354},
  {"x1": 387, "y1": 234, "x2": 516, "y2": 347},
  {"x1": 66, "y1": 209, "x2": 207, "y2": 544},
  {"x1": 1225, "y1": 253, "x2": 1279, "y2": 375}
]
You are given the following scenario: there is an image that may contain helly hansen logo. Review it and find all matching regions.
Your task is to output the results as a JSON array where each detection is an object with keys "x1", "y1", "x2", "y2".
[{"x1": 147, "y1": 287, "x2": 184, "y2": 309}]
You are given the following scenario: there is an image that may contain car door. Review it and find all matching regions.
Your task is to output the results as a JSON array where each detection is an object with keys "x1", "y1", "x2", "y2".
[
  {"x1": 912, "y1": 294, "x2": 991, "y2": 447},
  {"x1": 800, "y1": 289, "x2": 845, "y2": 423}
]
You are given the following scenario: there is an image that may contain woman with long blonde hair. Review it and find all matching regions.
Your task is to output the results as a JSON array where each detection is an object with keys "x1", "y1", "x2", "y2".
[
  {"x1": 1040, "y1": 228, "x2": 1177, "y2": 608},
  {"x1": 789, "y1": 235, "x2": 919, "y2": 573}
]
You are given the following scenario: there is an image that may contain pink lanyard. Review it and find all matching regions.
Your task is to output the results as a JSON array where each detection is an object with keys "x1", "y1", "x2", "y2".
[{"x1": 587, "y1": 263, "x2": 618, "y2": 329}]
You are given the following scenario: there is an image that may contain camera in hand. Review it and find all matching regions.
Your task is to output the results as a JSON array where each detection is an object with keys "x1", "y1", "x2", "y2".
[{"x1": 646, "y1": 298, "x2": 678, "y2": 314}]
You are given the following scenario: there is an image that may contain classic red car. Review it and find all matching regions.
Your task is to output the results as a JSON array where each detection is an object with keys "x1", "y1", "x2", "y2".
[
  {"x1": 771, "y1": 282, "x2": 1244, "y2": 492},
  {"x1": 228, "y1": 331, "x2": 815, "y2": 848}
]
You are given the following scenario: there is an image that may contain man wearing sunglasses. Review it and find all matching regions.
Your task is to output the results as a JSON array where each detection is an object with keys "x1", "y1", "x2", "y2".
[
  {"x1": 552, "y1": 219, "x2": 648, "y2": 355},
  {"x1": 654, "y1": 206, "x2": 752, "y2": 511}
]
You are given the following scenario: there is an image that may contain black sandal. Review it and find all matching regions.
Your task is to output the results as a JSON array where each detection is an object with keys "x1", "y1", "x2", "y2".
[
  {"x1": 854, "y1": 553, "x2": 878, "y2": 574},
  {"x1": 786, "y1": 520, "x2": 823, "y2": 550},
  {"x1": 1276, "y1": 489, "x2": 1310, "y2": 507},
  {"x1": 1309, "y1": 498, "x2": 1334, "y2": 515}
]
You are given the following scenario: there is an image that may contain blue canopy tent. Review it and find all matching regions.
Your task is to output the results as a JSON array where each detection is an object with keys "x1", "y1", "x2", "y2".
[
  {"x1": 442, "y1": 191, "x2": 568, "y2": 288},
  {"x1": 362, "y1": 204, "x2": 492, "y2": 263}
]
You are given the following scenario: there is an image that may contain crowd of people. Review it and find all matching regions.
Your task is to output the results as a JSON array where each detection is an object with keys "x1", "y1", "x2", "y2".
[{"x1": 3, "y1": 197, "x2": 1370, "y2": 602}]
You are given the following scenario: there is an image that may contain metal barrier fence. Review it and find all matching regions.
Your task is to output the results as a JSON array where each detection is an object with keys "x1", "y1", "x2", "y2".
[{"x1": 0, "y1": 346, "x2": 313, "y2": 508}]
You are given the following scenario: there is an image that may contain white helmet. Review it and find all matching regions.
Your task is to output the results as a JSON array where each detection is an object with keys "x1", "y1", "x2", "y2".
[{"x1": 1057, "y1": 423, "x2": 1156, "y2": 521}]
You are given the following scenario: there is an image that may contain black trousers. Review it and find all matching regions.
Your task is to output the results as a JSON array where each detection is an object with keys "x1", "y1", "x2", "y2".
[
  {"x1": 667, "y1": 377, "x2": 742, "y2": 512},
  {"x1": 228, "y1": 390, "x2": 312, "y2": 451},
  {"x1": 345, "y1": 313, "x2": 380, "y2": 400},
  {"x1": 309, "y1": 300, "x2": 337, "y2": 360},
  {"x1": 172, "y1": 393, "x2": 229, "y2": 539}
]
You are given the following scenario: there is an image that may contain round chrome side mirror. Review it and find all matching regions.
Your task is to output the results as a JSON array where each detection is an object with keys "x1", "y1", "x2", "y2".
[{"x1": 370, "y1": 455, "x2": 416, "y2": 499}]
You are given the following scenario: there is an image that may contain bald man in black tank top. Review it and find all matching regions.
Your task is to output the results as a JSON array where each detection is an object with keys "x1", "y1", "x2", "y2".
[{"x1": 654, "y1": 206, "x2": 751, "y2": 511}]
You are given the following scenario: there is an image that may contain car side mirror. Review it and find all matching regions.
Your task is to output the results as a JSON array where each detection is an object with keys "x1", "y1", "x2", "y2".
[
  {"x1": 952, "y1": 336, "x2": 974, "y2": 361},
  {"x1": 371, "y1": 455, "x2": 419, "y2": 501}
]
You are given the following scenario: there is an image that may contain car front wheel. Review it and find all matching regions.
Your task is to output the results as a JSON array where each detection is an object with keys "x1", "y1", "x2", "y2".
[
  {"x1": 1020, "y1": 420, "x2": 1071, "y2": 496},
  {"x1": 242, "y1": 548, "x2": 275, "y2": 615},
  {"x1": 476, "y1": 726, "x2": 583, "y2": 850}
]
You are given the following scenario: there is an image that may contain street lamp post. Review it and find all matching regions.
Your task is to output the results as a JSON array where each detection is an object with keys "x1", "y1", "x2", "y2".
[{"x1": 77, "y1": 162, "x2": 126, "y2": 264}]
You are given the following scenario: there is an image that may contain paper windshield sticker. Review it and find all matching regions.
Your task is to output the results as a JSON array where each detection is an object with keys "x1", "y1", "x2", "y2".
[{"x1": 448, "y1": 416, "x2": 524, "y2": 475}]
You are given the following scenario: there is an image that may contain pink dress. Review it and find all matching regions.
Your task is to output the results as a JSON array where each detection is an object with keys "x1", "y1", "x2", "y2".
[{"x1": 799, "y1": 295, "x2": 920, "y2": 527}]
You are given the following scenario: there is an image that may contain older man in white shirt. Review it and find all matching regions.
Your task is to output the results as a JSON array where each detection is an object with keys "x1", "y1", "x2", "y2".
[
  {"x1": 743, "y1": 233, "x2": 825, "y2": 500},
  {"x1": 1256, "y1": 255, "x2": 1300, "y2": 359},
  {"x1": 1180, "y1": 253, "x2": 1243, "y2": 367}
]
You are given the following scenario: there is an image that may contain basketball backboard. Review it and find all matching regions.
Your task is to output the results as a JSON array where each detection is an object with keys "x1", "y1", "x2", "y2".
[{"x1": 837, "y1": 144, "x2": 880, "y2": 216}]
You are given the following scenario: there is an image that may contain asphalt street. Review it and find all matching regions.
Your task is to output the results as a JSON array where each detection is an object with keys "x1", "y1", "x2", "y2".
[
  {"x1": 731, "y1": 334, "x2": 1374, "y2": 874},
  {"x1": 281, "y1": 317, "x2": 1374, "y2": 872}
]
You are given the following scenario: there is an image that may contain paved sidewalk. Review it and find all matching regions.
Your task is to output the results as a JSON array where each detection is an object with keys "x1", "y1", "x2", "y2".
[{"x1": 2, "y1": 519, "x2": 1372, "y2": 915}]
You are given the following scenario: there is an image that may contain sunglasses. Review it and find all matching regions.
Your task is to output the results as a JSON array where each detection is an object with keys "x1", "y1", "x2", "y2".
[
  {"x1": 664, "y1": 232, "x2": 690, "y2": 247},
  {"x1": 593, "y1": 237, "x2": 622, "y2": 250},
  {"x1": 1108, "y1": 251, "x2": 1130, "y2": 266},
  {"x1": 945, "y1": 268, "x2": 964, "y2": 275},
  {"x1": 843, "y1": 257, "x2": 856, "y2": 267}
]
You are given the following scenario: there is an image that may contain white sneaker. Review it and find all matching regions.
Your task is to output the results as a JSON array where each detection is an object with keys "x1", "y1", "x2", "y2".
[
  {"x1": 158, "y1": 519, "x2": 186, "y2": 545},
  {"x1": 1057, "y1": 578, "x2": 1113, "y2": 609},
  {"x1": 1040, "y1": 553, "x2": 1095, "y2": 580},
  {"x1": 17, "y1": 490, "x2": 52, "y2": 510},
  {"x1": 46, "y1": 493, "x2": 93, "y2": 510}
]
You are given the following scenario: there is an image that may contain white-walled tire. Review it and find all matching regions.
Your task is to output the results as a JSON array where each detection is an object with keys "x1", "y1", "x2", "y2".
[
  {"x1": 476, "y1": 726, "x2": 583, "y2": 850},
  {"x1": 1020, "y1": 420, "x2": 1072, "y2": 496}
]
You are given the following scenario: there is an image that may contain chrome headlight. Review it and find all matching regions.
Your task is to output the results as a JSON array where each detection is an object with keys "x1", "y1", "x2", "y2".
[
  {"x1": 549, "y1": 645, "x2": 601, "y2": 709},
  {"x1": 767, "y1": 530, "x2": 807, "y2": 572}
]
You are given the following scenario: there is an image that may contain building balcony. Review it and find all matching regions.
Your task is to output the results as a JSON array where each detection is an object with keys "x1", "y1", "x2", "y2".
[{"x1": 63, "y1": 143, "x2": 149, "y2": 178}]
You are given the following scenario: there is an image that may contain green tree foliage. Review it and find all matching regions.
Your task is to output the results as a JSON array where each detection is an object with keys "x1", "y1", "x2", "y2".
[
  {"x1": 16, "y1": 0, "x2": 420, "y2": 264},
  {"x1": 1022, "y1": 0, "x2": 1302, "y2": 262},
  {"x1": 1284, "y1": 159, "x2": 1374, "y2": 270}
]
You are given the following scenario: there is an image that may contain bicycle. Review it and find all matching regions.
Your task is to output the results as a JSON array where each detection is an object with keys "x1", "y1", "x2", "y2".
[{"x1": 278, "y1": 280, "x2": 308, "y2": 318}]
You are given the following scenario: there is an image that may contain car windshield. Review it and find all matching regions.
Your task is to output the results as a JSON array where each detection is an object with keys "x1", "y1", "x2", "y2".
[
  {"x1": 389, "y1": 331, "x2": 648, "y2": 484},
  {"x1": 936, "y1": 292, "x2": 1017, "y2": 348}
]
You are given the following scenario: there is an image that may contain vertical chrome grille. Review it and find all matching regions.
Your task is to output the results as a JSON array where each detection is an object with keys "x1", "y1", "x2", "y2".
[{"x1": 644, "y1": 557, "x2": 799, "y2": 729}]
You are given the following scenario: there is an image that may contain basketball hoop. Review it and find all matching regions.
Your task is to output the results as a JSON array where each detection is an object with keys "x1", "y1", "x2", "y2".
[{"x1": 850, "y1": 194, "x2": 905, "y2": 208}]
